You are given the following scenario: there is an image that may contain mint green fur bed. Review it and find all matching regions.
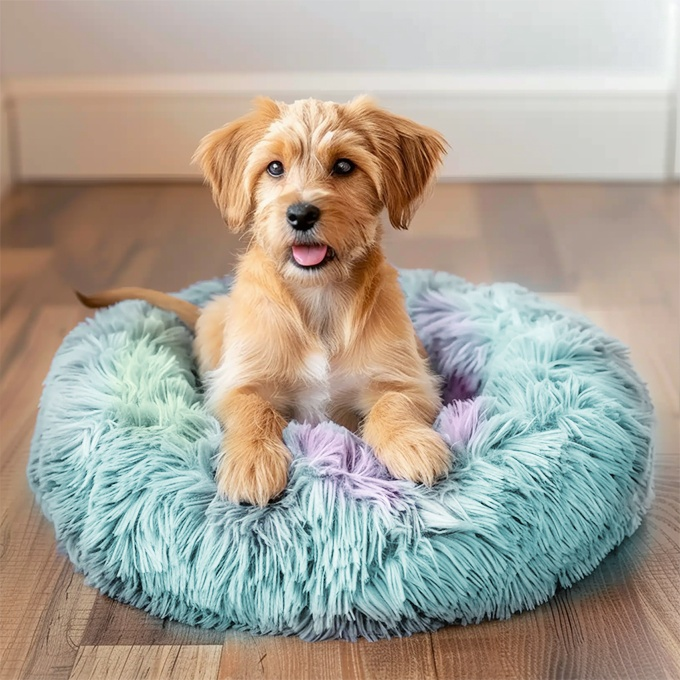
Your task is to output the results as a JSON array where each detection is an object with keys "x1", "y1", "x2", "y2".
[{"x1": 28, "y1": 270, "x2": 654, "y2": 641}]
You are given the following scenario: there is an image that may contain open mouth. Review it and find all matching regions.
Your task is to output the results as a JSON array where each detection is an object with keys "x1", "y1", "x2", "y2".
[{"x1": 291, "y1": 243, "x2": 336, "y2": 269}]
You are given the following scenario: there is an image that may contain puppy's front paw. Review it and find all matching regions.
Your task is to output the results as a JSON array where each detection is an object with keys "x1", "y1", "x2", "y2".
[
  {"x1": 216, "y1": 433, "x2": 291, "y2": 506},
  {"x1": 365, "y1": 423, "x2": 450, "y2": 486}
]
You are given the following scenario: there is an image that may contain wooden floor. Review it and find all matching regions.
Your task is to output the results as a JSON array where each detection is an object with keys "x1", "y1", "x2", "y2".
[{"x1": 1, "y1": 182, "x2": 678, "y2": 680}]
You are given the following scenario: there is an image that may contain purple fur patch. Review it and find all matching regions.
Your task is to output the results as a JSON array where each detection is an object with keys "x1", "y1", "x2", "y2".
[
  {"x1": 436, "y1": 398, "x2": 486, "y2": 451},
  {"x1": 410, "y1": 290, "x2": 490, "y2": 403},
  {"x1": 287, "y1": 423, "x2": 404, "y2": 507},
  {"x1": 442, "y1": 372, "x2": 480, "y2": 404}
]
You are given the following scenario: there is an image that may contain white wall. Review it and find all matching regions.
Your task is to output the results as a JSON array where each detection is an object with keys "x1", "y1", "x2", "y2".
[
  {"x1": 0, "y1": 0, "x2": 672, "y2": 77},
  {"x1": 1, "y1": 0, "x2": 677, "y2": 181},
  {"x1": 675, "y1": 3, "x2": 680, "y2": 177}
]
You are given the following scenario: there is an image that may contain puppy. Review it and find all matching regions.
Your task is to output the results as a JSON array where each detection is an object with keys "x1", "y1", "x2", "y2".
[{"x1": 78, "y1": 96, "x2": 450, "y2": 506}]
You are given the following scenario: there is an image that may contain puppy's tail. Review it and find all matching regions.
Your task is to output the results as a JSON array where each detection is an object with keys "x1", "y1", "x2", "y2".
[{"x1": 75, "y1": 287, "x2": 200, "y2": 330}]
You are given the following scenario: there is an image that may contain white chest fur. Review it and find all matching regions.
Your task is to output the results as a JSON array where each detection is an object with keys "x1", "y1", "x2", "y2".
[{"x1": 293, "y1": 351, "x2": 360, "y2": 425}]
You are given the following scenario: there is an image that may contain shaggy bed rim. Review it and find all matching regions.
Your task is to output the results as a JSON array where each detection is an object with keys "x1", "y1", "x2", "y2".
[{"x1": 28, "y1": 269, "x2": 654, "y2": 641}]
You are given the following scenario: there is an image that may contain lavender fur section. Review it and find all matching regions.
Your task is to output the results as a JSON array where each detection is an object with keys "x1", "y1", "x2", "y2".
[
  {"x1": 436, "y1": 398, "x2": 488, "y2": 454},
  {"x1": 287, "y1": 396, "x2": 487, "y2": 509},
  {"x1": 410, "y1": 290, "x2": 491, "y2": 402},
  {"x1": 285, "y1": 423, "x2": 406, "y2": 509},
  {"x1": 28, "y1": 269, "x2": 654, "y2": 641}
]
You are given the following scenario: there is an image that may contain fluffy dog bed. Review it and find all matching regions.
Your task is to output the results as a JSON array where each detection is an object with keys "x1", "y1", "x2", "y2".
[{"x1": 28, "y1": 270, "x2": 654, "y2": 641}]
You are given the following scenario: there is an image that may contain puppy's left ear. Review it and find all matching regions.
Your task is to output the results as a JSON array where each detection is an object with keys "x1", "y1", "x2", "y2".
[
  {"x1": 193, "y1": 97, "x2": 282, "y2": 232},
  {"x1": 347, "y1": 96, "x2": 448, "y2": 230}
]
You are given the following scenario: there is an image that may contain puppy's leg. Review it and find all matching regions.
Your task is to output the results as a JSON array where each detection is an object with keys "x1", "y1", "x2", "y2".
[
  {"x1": 194, "y1": 303, "x2": 290, "y2": 505},
  {"x1": 215, "y1": 388, "x2": 290, "y2": 506},
  {"x1": 361, "y1": 383, "x2": 449, "y2": 485}
]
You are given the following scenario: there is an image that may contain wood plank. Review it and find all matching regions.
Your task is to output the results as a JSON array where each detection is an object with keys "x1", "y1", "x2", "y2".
[
  {"x1": 68, "y1": 645, "x2": 222, "y2": 680},
  {"x1": 0, "y1": 248, "x2": 52, "y2": 314},
  {"x1": 48, "y1": 184, "x2": 167, "y2": 292},
  {"x1": 0, "y1": 248, "x2": 52, "y2": 283},
  {"x1": 538, "y1": 292, "x2": 583, "y2": 314},
  {"x1": 1, "y1": 305, "x2": 86, "y2": 474},
  {"x1": 338, "y1": 634, "x2": 438, "y2": 680},
  {"x1": 2, "y1": 253, "x2": 81, "y2": 308},
  {"x1": 0, "y1": 306, "x2": 85, "y2": 514},
  {"x1": 477, "y1": 183, "x2": 568, "y2": 291},
  {"x1": 536, "y1": 183, "x2": 679, "y2": 308},
  {"x1": 384, "y1": 234, "x2": 492, "y2": 283},
  {"x1": 407, "y1": 183, "x2": 482, "y2": 239},
  {"x1": 584, "y1": 305, "x2": 680, "y2": 414},
  {"x1": 0, "y1": 184, "x2": 81, "y2": 248},
  {"x1": 0, "y1": 304, "x2": 38, "y2": 377},
  {"x1": 143, "y1": 184, "x2": 241, "y2": 292},
  {"x1": 0, "y1": 500, "x2": 82, "y2": 679},
  {"x1": 218, "y1": 632, "x2": 437, "y2": 680},
  {"x1": 17, "y1": 562, "x2": 98, "y2": 680},
  {"x1": 81, "y1": 595, "x2": 225, "y2": 646},
  {"x1": 647, "y1": 184, "x2": 680, "y2": 241},
  {"x1": 431, "y1": 553, "x2": 679, "y2": 680},
  {"x1": 0, "y1": 306, "x2": 89, "y2": 679}
]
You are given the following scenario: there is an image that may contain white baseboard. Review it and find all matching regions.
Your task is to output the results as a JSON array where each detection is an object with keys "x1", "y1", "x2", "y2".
[{"x1": 4, "y1": 73, "x2": 675, "y2": 181}]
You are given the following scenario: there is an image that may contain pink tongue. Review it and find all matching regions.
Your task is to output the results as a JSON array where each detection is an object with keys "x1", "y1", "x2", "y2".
[{"x1": 292, "y1": 244, "x2": 328, "y2": 267}]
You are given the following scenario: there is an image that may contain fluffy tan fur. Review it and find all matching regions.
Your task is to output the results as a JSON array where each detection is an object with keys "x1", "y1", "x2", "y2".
[{"x1": 78, "y1": 96, "x2": 449, "y2": 506}]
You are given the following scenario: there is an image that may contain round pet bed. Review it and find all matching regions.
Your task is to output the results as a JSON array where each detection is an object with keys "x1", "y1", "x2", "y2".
[{"x1": 28, "y1": 270, "x2": 654, "y2": 641}]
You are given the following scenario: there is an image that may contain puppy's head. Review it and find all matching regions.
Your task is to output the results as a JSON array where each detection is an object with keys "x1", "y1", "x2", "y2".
[{"x1": 194, "y1": 96, "x2": 447, "y2": 285}]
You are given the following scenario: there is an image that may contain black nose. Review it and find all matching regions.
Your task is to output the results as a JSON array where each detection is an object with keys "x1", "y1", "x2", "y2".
[{"x1": 286, "y1": 202, "x2": 320, "y2": 231}]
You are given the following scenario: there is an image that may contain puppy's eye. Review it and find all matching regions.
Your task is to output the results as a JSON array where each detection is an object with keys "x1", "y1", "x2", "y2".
[
  {"x1": 267, "y1": 161, "x2": 284, "y2": 177},
  {"x1": 332, "y1": 159, "x2": 355, "y2": 176}
]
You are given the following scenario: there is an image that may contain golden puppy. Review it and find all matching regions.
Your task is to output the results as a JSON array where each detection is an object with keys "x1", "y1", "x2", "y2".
[{"x1": 79, "y1": 96, "x2": 450, "y2": 506}]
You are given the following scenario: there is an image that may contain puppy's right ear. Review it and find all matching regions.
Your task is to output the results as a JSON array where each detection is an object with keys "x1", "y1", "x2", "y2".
[{"x1": 193, "y1": 97, "x2": 282, "y2": 232}]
